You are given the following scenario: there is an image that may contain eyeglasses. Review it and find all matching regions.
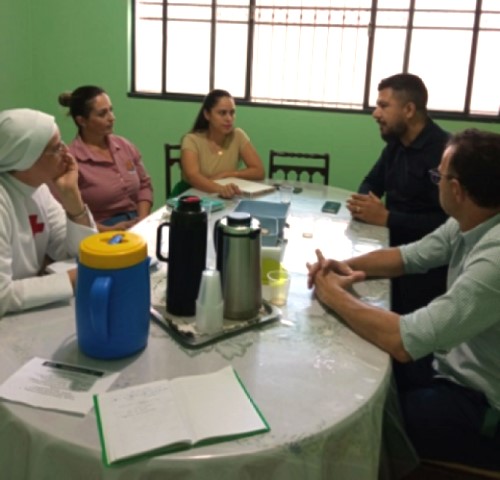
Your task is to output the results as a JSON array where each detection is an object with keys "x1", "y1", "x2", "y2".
[
  {"x1": 44, "y1": 142, "x2": 67, "y2": 157},
  {"x1": 428, "y1": 168, "x2": 457, "y2": 185}
]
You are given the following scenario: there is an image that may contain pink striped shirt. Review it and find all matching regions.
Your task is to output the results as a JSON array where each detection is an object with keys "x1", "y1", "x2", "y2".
[{"x1": 69, "y1": 135, "x2": 153, "y2": 223}]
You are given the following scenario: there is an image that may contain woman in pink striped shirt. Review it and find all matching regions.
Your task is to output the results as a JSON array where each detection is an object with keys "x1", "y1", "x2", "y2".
[{"x1": 59, "y1": 86, "x2": 153, "y2": 232}]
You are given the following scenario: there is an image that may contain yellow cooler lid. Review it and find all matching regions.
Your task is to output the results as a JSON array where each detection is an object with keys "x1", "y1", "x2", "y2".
[{"x1": 79, "y1": 231, "x2": 147, "y2": 269}]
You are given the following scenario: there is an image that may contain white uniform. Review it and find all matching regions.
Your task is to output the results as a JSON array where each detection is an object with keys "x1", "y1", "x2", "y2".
[{"x1": 0, "y1": 173, "x2": 96, "y2": 317}]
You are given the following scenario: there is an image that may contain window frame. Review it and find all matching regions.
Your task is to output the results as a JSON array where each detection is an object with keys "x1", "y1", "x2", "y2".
[{"x1": 129, "y1": 0, "x2": 500, "y2": 123}]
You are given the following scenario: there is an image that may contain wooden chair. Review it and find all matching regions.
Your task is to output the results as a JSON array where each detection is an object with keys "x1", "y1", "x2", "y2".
[
  {"x1": 164, "y1": 143, "x2": 181, "y2": 199},
  {"x1": 404, "y1": 460, "x2": 500, "y2": 479},
  {"x1": 269, "y1": 150, "x2": 330, "y2": 185}
]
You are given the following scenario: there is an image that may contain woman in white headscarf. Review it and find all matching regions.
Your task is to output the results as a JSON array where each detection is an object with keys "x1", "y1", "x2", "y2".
[{"x1": 0, "y1": 108, "x2": 97, "y2": 317}]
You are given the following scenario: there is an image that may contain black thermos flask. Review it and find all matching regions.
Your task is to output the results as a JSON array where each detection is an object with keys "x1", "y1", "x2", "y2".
[{"x1": 156, "y1": 195, "x2": 207, "y2": 316}]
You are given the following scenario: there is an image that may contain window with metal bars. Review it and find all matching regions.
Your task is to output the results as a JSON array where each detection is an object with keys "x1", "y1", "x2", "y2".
[{"x1": 131, "y1": 0, "x2": 500, "y2": 118}]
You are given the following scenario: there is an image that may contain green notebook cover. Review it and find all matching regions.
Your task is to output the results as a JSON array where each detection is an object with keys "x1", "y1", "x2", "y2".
[
  {"x1": 93, "y1": 367, "x2": 269, "y2": 466},
  {"x1": 166, "y1": 196, "x2": 225, "y2": 212}
]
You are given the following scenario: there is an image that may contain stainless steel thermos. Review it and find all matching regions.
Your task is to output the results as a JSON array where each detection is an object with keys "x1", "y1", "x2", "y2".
[
  {"x1": 214, "y1": 212, "x2": 262, "y2": 320},
  {"x1": 157, "y1": 195, "x2": 207, "y2": 316}
]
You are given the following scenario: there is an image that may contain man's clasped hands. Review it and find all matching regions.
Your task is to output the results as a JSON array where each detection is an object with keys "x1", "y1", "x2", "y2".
[{"x1": 306, "y1": 249, "x2": 366, "y2": 304}]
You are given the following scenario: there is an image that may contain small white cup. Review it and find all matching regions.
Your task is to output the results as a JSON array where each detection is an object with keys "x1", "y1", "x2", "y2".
[
  {"x1": 267, "y1": 269, "x2": 291, "y2": 306},
  {"x1": 196, "y1": 269, "x2": 224, "y2": 334},
  {"x1": 196, "y1": 300, "x2": 224, "y2": 334},
  {"x1": 279, "y1": 184, "x2": 293, "y2": 204},
  {"x1": 197, "y1": 269, "x2": 222, "y2": 305}
]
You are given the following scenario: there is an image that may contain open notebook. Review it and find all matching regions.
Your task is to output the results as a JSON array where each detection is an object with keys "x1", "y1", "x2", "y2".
[
  {"x1": 93, "y1": 366, "x2": 269, "y2": 465},
  {"x1": 214, "y1": 178, "x2": 275, "y2": 197}
]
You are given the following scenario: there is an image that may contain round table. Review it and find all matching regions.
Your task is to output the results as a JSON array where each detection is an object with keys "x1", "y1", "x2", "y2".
[{"x1": 0, "y1": 182, "x2": 392, "y2": 480}]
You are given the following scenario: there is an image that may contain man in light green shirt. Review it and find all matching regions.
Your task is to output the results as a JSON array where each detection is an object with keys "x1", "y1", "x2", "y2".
[{"x1": 307, "y1": 129, "x2": 500, "y2": 471}]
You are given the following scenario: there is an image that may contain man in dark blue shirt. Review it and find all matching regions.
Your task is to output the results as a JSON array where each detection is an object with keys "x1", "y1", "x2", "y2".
[{"x1": 347, "y1": 73, "x2": 449, "y2": 315}]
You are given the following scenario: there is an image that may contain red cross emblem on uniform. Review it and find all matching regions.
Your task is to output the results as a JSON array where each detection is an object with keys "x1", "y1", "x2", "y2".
[{"x1": 29, "y1": 215, "x2": 45, "y2": 235}]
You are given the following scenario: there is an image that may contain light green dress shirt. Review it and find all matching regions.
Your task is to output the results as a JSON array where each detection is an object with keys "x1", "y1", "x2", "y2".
[{"x1": 399, "y1": 214, "x2": 500, "y2": 409}]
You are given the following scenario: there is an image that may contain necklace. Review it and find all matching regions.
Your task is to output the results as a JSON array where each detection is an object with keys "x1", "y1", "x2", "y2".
[{"x1": 208, "y1": 137, "x2": 224, "y2": 156}]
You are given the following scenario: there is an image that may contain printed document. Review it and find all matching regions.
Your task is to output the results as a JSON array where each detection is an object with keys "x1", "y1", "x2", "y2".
[{"x1": 0, "y1": 357, "x2": 119, "y2": 415}]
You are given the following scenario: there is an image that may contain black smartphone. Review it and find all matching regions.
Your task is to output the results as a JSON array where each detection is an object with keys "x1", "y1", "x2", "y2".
[{"x1": 321, "y1": 200, "x2": 341, "y2": 214}]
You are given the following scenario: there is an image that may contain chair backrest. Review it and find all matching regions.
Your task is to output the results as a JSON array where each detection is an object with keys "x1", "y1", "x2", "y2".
[
  {"x1": 422, "y1": 460, "x2": 500, "y2": 479},
  {"x1": 164, "y1": 143, "x2": 181, "y2": 199},
  {"x1": 269, "y1": 150, "x2": 330, "y2": 185}
]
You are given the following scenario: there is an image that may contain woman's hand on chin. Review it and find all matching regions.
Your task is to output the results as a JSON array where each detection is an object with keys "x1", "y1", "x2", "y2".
[{"x1": 52, "y1": 152, "x2": 79, "y2": 196}]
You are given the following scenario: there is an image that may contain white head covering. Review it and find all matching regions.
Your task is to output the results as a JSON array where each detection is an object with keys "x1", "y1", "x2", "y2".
[{"x1": 0, "y1": 108, "x2": 57, "y2": 173}]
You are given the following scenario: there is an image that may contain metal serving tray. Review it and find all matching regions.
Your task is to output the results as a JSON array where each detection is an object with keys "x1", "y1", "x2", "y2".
[{"x1": 150, "y1": 300, "x2": 280, "y2": 349}]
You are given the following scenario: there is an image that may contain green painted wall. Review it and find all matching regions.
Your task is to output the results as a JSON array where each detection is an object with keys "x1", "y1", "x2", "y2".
[
  {"x1": 2, "y1": 0, "x2": 500, "y2": 209},
  {"x1": 0, "y1": 0, "x2": 34, "y2": 108}
]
